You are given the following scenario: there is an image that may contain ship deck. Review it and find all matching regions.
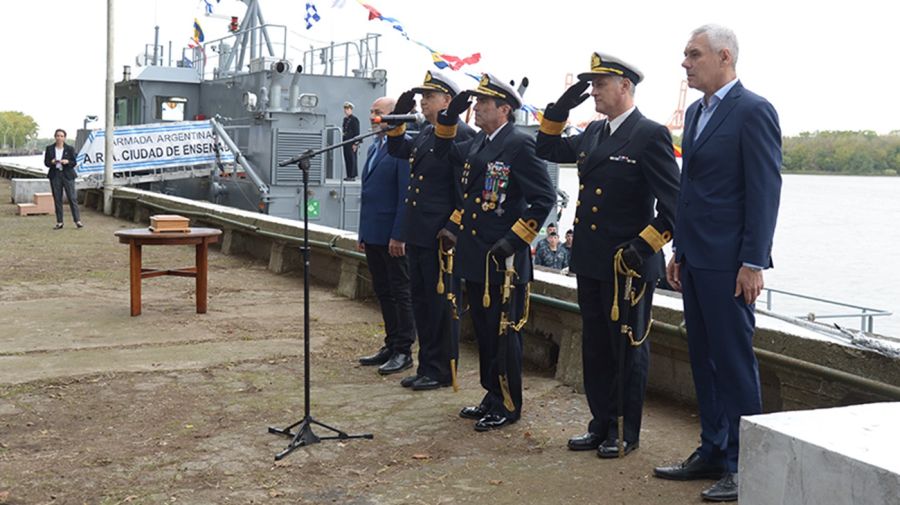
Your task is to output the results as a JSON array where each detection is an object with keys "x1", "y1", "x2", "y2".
[{"x1": 0, "y1": 176, "x2": 713, "y2": 504}]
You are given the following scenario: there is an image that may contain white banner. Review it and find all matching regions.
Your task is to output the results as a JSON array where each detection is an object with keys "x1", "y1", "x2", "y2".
[{"x1": 76, "y1": 121, "x2": 234, "y2": 174}]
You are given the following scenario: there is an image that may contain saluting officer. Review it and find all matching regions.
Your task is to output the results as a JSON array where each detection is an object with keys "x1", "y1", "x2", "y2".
[
  {"x1": 434, "y1": 73, "x2": 555, "y2": 431},
  {"x1": 384, "y1": 70, "x2": 475, "y2": 390},
  {"x1": 536, "y1": 53, "x2": 680, "y2": 456}
]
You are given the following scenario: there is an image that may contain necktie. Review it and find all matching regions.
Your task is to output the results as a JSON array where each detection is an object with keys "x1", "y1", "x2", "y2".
[
  {"x1": 599, "y1": 121, "x2": 611, "y2": 143},
  {"x1": 478, "y1": 135, "x2": 490, "y2": 152}
]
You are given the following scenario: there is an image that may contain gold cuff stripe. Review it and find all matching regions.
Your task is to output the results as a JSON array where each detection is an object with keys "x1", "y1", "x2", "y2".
[
  {"x1": 539, "y1": 118, "x2": 566, "y2": 136},
  {"x1": 449, "y1": 209, "x2": 462, "y2": 225},
  {"x1": 512, "y1": 218, "x2": 539, "y2": 243},
  {"x1": 639, "y1": 225, "x2": 672, "y2": 253},
  {"x1": 435, "y1": 122, "x2": 457, "y2": 139},
  {"x1": 385, "y1": 123, "x2": 406, "y2": 137}
]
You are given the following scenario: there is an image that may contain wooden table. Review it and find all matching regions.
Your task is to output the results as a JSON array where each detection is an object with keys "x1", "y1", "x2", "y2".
[{"x1": 115, "y1": 227, "x2": 222, "y2": 316}]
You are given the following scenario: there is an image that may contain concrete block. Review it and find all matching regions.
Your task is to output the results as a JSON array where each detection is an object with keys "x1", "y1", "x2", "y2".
[
  {"x1": 17, "y1": 192, "x2": 55, "y2": 216},
  {"x1": 11, "y1": 178, "x2": 51, "y2": 204},
  {"x1": 740, "y1": 402, "x2": 900, "y2": 505},
  {"x1": 268, "y1": 241, "x2": 302, "y2": 274},
  {"x1": 337, "y1": 258, "x2": 364, "y2": 299},
  {"x1": 220, "y1": 229, "x2": 243, "y2": 256}
]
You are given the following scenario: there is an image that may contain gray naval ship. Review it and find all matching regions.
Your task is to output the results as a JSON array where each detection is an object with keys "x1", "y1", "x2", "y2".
[{"x1": 92, "y1": 0, "x2": 562, "y2": 234}]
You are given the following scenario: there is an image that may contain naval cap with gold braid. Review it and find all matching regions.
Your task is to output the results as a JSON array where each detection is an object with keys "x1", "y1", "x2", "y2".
[
  {"x1": 469, "y1": 73, "x2": 523, "y2": 109},
  {"x1": 577, "y1": 52, "x2": 644, "y2": 85},
  {"x1": 411, "y1": 70, "x2": 461, "y2": 97}
]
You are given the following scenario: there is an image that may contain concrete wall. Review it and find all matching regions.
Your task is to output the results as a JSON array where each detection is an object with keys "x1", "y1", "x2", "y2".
[{"x1": 76, "y1": 186, "x2": 900, "y2": 414}]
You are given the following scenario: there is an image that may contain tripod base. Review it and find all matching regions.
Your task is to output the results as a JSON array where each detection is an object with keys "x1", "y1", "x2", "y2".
[{"x1": 268, "y1": 416, "x2": 373, "y2": 460}]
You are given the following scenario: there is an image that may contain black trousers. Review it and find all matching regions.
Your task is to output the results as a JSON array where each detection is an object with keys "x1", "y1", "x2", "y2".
[
  {"x1": 466, "y1": 281, "x2": 525, "y2": 420},
  {"x1": 364, "y1": 244, "x2": 415, "y2": 354},
  {"x1": 408, "y1": 244, "x2": 453, "y2": 382},
  {"x1": 49, "y1": 175, "x2": 81, "y2": 224},
  {"x1": 576, "y1": 275, "x2": 652, "y2": 444},
  {"x1": 343, "y1": 143, "x2": 358, "y2": 179}
]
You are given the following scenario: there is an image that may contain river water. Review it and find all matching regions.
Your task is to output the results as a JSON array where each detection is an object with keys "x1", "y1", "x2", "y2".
[{"x1": 556, "y1": 169, "x2": 900, "y2": 337}]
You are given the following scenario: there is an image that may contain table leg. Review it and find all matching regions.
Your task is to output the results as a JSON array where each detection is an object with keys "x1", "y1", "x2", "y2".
[
  {"x1": 130, "y1": 241, "x2": 142, "y2": 316},
  {"x1": 196, "y1": 240, "x2": 209, "y2": 314}
]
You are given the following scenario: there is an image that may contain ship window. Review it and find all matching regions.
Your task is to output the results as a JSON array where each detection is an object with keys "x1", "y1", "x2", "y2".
[
  {"x1": 114, "y1": 97, "x2": 129, "y2": 126},
  {"x1": 156, "y1": 96, "x2": 188, "y2": 121}
]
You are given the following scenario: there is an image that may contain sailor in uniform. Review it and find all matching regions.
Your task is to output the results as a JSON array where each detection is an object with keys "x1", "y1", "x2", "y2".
[
  {"x1": 434, "y1": 73, "x2": 555, "y2": 431},
  {"x1": 384, "y1": 70, "x2": 475, "y2": 390},
  {"x1": 536, "y1": 53, "x2": 680, "y2": 456}
]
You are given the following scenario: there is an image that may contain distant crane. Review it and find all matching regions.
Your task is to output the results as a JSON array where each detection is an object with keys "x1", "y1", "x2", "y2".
[{"x1": 667, "y1": 80, "x2": 688, "y2": 133}]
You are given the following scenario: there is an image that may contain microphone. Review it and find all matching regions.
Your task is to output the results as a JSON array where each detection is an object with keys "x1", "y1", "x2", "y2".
[{"x1": 373, "y1": 112, "x2": 425, "y2": 125}]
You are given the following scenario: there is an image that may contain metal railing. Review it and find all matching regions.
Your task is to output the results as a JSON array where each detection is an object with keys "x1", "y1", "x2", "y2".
[
  {"x1": 762, "y1": 287, "x2": 892, "y2": 333},
  {"x1": 299, "y1": 33, "x2": 381, "y2": 77}
]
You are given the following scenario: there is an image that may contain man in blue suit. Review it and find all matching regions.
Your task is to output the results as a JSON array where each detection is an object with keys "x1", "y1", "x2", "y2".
[
  {"x1": 356, "y1": 96, "x2": 417, "y2": 376},
  {"x1": 653, "y1": 25, "x2": 782, "y2": 502}
]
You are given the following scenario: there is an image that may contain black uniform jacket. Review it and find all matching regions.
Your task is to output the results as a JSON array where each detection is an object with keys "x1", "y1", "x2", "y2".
[
  {"x1": 536, "y1": 109, "x2": 680, "y2": 282},
  {"x1": 387, "y1": 119, "x2": 475, "y2": 249},
  {"x1": 342, "y1": 114, "x2": 360, "y2": 140},
  {"x1": 437, "y1": 123, "x2": 555, "y2": 285},
  {"x1": 43, "y1": 143, "x2": 78, "y2": 181}
]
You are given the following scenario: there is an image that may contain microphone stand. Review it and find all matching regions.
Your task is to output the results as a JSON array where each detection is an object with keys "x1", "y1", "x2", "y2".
[{"x1": 267, "y1": 128, "x2": 389, "y2": 460}]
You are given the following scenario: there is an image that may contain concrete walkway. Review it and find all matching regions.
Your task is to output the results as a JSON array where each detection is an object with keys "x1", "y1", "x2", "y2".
[{"x1": 0, "y1": 178, "x2": 710, "y2": 505}]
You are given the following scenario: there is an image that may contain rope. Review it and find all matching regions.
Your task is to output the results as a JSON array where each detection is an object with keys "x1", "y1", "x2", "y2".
[{"x1": 610, "y1": 249, "x2": 642, "y2": 321}]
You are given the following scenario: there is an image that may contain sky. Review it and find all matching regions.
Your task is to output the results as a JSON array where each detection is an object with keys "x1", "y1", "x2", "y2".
[{"x1": 2, "y1": 0, "x2": 898, "y2": 139}]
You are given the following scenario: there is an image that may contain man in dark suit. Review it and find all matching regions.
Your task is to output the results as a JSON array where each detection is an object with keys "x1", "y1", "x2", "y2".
[
  {"x1": 43, "y1": 128, "x2": 83, "y2": 229},
  {"x1": 342, "y1": 102, "x2": 361, "y2": 181},
  {"x1": 356, "y1": 97, "x2": 417, "y2": 376},
  {"x1": 385, "y1": 70, "x2": 475, "y2": 390},
  {"x1": 434, "y1": 73, "x2": 555, "y2": 431},
  {"x1": 653, "y1": 25, "x2": 782, "y2": 502},
  {"x1": 537, "y1": 53, "x2": 680, "y2": 458}
]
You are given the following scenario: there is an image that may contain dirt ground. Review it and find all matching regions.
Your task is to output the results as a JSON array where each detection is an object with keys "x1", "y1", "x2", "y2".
[{"x1": 0, "y1": 178, "x2": 712, "y2": 505}]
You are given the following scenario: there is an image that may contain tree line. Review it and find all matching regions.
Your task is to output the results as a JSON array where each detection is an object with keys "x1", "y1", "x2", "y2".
[
  {"x1": 673, "y1": 131, "x2": 899, "y2": 176},
  {"x1": 0, "y1": 111, "x2": 39, "y2": 154},
  {"x1": 782, "y1": 131, "x2": 900, "y2": 175}
]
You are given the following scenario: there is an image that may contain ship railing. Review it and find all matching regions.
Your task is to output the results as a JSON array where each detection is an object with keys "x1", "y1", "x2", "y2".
[
  {"x1": 191, "y1": 24, "x2": 289, "y2": 80},
  {"x1": 761, "y1": 287, "x2": 892, "y2": 334},
  {"x1": 297, "y1": 33, "x2": 381, "y2": 77}
]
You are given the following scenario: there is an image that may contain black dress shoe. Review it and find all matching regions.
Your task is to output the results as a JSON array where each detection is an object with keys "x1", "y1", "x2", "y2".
[
  {"x1": 701, "y1": 473, "x2": 738, "y2": 502},
  {"x1": 474, "y1": 413, "x2": 514, "y2": 432},
  {"x1": 567, "y1": 432, "x2": 603, "y2": 451},
  {"x1": 597, "y1": 438, "x2": 639, "y2": 458},
  {"x1": 653, "y1": 450, "x2": 727, "y2": 481},
  {"x1": 400, "y1": 374, "x2": 420, "y2": 387},
  {"x1": 459, "y1": 405, "x2": 488, "y2": 420},
  {"x1": 358, "y1": 346, "x2": 392, "y2": 366},
  {"x1": 411, "y1": 376, "x2": 450, "y2": 390},
  {"x1": 378, "y1": 352, "x2": 413, "y2": 375}
]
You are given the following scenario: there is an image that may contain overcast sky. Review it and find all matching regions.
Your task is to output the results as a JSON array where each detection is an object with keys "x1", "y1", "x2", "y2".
[{"x1": 3, "y1": 0, "x2": 898, "y2": 138}]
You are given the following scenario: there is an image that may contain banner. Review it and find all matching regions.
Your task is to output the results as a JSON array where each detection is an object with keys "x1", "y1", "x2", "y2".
[{"x1": 76, "y1": 121, "x2": 234, "y2": 174}]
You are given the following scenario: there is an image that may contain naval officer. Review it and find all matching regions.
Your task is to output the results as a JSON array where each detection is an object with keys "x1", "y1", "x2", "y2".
[
  {"x1": 536, "y1": 52, "x2": 680, "y2": 457},
  {"x1": 385, "y1": 70, "x2": 475, "y2": 390},
  {"x1": 434, "y1": 73, "x2": 555, "y2": 431}
]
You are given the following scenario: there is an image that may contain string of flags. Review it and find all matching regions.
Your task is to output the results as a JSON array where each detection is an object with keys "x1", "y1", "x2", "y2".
[{"x1": 354, "y1": 0, "x2": 480, "y2": 71}]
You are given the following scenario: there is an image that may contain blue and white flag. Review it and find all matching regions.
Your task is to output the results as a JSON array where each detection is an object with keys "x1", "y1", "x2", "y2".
[
  {"x1": 203, "y1": 0, "x2": 221, "y2": 15},
  {"x1": 305, "y1": 2, "x2": 321, "y2": 30}
]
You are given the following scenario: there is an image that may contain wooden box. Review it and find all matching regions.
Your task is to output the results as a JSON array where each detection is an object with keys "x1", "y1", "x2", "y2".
[{"x1": 149, "y1": 214, "x2": 190, "y2": 233}]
